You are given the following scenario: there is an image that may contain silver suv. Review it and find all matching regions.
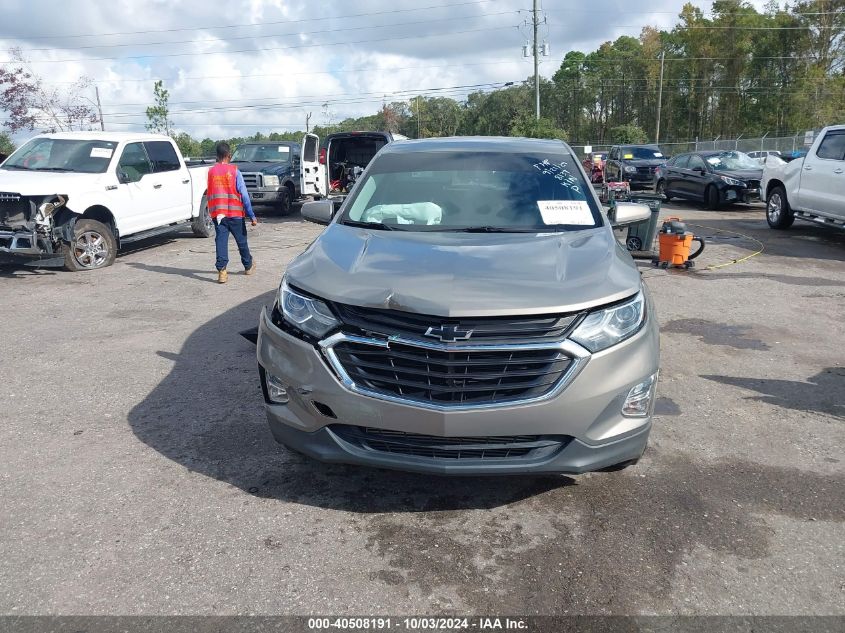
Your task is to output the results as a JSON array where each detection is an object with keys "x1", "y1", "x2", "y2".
[{"x1": 257, "y1": 137, "x2": 660, "y2": 475}]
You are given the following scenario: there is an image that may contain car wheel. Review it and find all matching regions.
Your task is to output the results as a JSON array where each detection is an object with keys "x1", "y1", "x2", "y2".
[
  {"x1": 766, "y1": 186, "x2": 795, "y2": 229},
  {"x1": 705, "y1": 185, "x2": 721, "y2": 210},
  {"x1": 656, "y1": 179, "x2": 671, "y2": 201},
  {"x1": 191, "y1": 195, "x2": 214, "y2": 237},
  {"x1": 63, "y1": 219, "x2": 117, "y2": 272},
  {"x1": 277, "y1": 185, "x2": 295, "y2": 216}
]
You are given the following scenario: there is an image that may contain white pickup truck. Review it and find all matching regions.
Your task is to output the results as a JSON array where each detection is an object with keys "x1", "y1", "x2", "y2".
[
  {"x1": 0, "y1": 132, "x2": 213, "y2": 271},
  {"x1": 762, "y1": 125, "x2": 845, "y2": 231}
]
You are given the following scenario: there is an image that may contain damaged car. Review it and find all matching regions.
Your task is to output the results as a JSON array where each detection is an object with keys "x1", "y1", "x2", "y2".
[
  {"x1": 0, "y1": 132, "x2": 212, "y2": 271},
  {"x1": 257, "y1": 137, "x2": 660, "y2": 476}
]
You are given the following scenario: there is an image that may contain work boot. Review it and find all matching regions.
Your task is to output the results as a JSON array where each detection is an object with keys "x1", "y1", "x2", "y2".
[
  {"x1": 217, "y1": 269, "x2": 228, "y2": 284},
  {"x1": 245, "y1": 261, "x2": 256, "y2": 275}
]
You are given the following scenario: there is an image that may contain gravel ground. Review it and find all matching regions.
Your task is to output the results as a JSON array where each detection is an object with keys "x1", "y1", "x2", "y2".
[{"x1": 0, "y1": 201, "x2": 842, "y2": 616}]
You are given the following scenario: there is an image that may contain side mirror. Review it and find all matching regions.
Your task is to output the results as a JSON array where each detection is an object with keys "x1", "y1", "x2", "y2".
[
  {"x1": 694, "y1": 166, "x2": 706, "y2": 174},
  {"x1": 301, "y1": 199, "x2": 335, "y2": 225},
  {"x1": 117, "y1": 169, "x2": 131, "y2": 184},
  {"x1": 611, "y1": 202, "x2": 651, "y2": 227}
]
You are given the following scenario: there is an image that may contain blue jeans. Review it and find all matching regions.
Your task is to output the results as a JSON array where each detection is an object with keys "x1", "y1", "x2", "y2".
[{"x1": 214, "y1": 216, "x2": 253, "y2": 271}]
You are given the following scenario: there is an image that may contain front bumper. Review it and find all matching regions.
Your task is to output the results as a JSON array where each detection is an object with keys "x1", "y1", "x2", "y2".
[
  {"x1": 247, "y1": 188, "x2": 283, "y2": 203},
  {"x1": 256, "y1": 304, "x2": 660, "y2": 475},
  {"x1": 0, "y1": 229, "x2": 43, "y2": 258},
  {"x1": 723, "y1": 185, "x2": 760, "y2": 203}
]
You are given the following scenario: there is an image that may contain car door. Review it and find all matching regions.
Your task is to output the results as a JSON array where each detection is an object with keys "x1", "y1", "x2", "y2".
[
  {"x1": 665, "y1": 154, "x2": 688, "y2": 196},
  {"x1": 604, "y1": 146, "x2": 618, "y2": 182},
  {"x1": 685, "y1": 154, "x2": 710, "y2": 200},
  {"x1": 300, "y1": 133, "x2": 326, "y2": 197},
  {"x1": 144, "y1": 140, "x2": 192, "y2": 224},
  {"x1": 114, "y1": 142, "x2": 162, "y2": 235},
  {"x1": 797, "y1": 130, "x2": 845, "y2": 219}
]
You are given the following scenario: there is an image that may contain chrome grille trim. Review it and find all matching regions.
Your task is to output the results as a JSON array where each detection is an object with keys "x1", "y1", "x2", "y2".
[
  {"x1": 241, "y1": 172, "x2": 263, "y2": 189},
  {"x1": 320, "y1": 332, "x2": 591, "y2": 411}
]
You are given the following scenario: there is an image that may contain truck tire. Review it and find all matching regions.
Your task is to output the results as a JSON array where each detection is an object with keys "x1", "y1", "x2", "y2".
[
  {"x1": 191, "y1": 196, "x2": 214, "y2": 237},
  {"x1": 705, "y1": 185, "x2": 721, "y2": 210},
  {"x1": 766, "y1": 185, "x2": 795, "y2": 229},
  {"x1": 276, "y1": 185, "x2": 294, "y2": 216},
  {"x1": 656, "y1": 179, "x2": 672, "y2": 201},
  {"x1": 64, "y1": 219, "x2": 117, "y2": 272}
]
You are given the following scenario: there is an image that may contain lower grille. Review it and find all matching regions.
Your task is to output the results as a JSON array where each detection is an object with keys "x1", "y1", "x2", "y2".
[
  {"x1": 746, "y1": 179, "x2": 761, "y2": 189},
  {"x1": 241, "y1": 172, "x2": 263, "y2": 189},
  {"x1": 331, "y1": 340, "x2": 572, "y2": 406},
  {"x1": 331, "y1": 425, "x2": 569, "y2": 460}
]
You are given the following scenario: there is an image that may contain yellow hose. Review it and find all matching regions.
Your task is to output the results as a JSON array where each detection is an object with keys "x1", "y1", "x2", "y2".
[{"x1": 685, "y1": 222, "x2": 765, "y2": 270}]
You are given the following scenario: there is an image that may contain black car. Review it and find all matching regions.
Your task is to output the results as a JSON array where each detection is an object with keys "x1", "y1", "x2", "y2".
[
  {"x1": 655, "y1": 151, "x2": 762, "y2": 209},
  {"x1": 603, "y1": 144, "x2": 667, "y2": 190},
  {"x1": 231, "y1": 141, "x2": 302, "y2": 215}
]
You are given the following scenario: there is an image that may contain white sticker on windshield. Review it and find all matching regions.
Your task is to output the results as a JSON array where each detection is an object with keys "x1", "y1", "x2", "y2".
[
  {"x1": 537, "y1": 200, "x2": 594, "y2": 225},
  {"x1": 278, "y1": 146, "x2": 288, "y2": 152},
  {"x1": 90, "y1": 147, "x2": 113, "y2": 159},
  {"x1": 653, "y1": 152, "x2": 664, "y2": 158},
  {"x1": 706, "y1": 157, "x2": 720, "y2": 165}
]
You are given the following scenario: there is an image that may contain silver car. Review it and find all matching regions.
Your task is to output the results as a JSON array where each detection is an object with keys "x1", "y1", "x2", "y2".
[{"x1": 257, "y1": 137, "x2": 660, "y2": 475}]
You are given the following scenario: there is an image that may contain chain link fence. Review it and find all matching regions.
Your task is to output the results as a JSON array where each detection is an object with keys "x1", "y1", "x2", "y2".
[{"x1": 575, "y1": 132, "x2": 816, "y2": 157}]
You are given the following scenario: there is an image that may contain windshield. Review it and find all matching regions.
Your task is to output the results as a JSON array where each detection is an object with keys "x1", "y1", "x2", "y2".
[
  {"x1": 340, "y1": 150, "x2": 602, "y2": 232},
  {"x1": 2, "y1": 138, "x2": 117, "y2": 173},
  {"x1": 231, "y1": 144, "x2": 291, "y2": 163},
  {"x1": 704, "y1": 151, "x2": 760, "y2": 171},
  {"x1": 621, "y1": 147, "x2": 664, "y2": 160}
]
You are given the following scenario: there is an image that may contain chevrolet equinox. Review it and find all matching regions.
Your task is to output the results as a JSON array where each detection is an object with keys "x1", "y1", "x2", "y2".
[{"x1": 256, "y1": 137, "x2": 660, "y2": 475}]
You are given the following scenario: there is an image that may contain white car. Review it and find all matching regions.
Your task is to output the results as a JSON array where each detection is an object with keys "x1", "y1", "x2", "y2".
[
  {"x1": 762, "y1": 125, "x2": 845, "y2": 231},
  {"x1": 0, "y1": 132, "x2": 213, "y2": 271}
]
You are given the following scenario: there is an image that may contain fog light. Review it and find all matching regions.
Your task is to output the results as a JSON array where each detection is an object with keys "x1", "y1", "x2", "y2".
[
  {"x1": 265, "y1": 372, "x2": 289, "y2": 404},
  {"x1": 622, "y1": 373, "x2": 657, "y2": 417}
]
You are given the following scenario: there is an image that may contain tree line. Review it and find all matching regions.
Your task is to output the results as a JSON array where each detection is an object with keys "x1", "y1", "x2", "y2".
[{"x1": 2, "y1": 0, "x2": 843, "y2": 156}]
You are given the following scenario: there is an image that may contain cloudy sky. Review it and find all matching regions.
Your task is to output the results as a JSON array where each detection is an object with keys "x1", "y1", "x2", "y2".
[{"x1": 1, "y1": 0, "x2": 771, "y2": 141}]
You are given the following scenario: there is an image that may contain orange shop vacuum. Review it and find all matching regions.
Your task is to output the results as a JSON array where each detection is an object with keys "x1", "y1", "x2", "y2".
[{"x1": 653, "y1": 217, "x2": 705, "y2": 269}]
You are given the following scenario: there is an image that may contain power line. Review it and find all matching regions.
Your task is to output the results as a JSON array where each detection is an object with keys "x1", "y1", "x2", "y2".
[{"x1": 0, "y1": 24, "x2": 517, "y2": 65}]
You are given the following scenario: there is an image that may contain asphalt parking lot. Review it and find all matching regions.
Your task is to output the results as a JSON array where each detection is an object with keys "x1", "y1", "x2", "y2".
[{"x1": 0, "y1": 200, "x2": 843, "y2": 616}]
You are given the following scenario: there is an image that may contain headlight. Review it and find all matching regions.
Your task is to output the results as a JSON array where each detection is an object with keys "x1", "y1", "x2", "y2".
[
  {"x1": 264, "y1": 175, "x2": 280, "y2": 187},
  {"x1": 624, "y1": 165, "x2": 637, "y2": 174},
  {"x1": 570, "y1": 292, "x2": 646, "y2": 352},
  {"x1": 720, "y1": 175, "x2": 745, "y2": 187},
  {"x1": 278, "y1": 278, "x2": 339, "y2": 338}
]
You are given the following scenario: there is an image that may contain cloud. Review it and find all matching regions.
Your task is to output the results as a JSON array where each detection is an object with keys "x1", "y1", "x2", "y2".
[{"x1": 0, "y1": 0, "x2": 774, "y2": 140}]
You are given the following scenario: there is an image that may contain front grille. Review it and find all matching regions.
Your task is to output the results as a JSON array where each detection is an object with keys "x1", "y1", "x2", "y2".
[
  {"x1": 332, "y1": 340, "x2": 572, "y2": 406},
  {"x1": 330, "y1": 425, "x2": 569, "y2": 460},
  {"x1": 333, "y1": 304, "x2": 579, "y2": 343},
  {"x1": 635, "y1": 166, "x2": 656, "y2": 179},
  {"x1": 241, "y1": 172, "x2": 263, "y2": 189},
  {"x1": 746, "y1": 179, "x2": 761, "y2": 189},
  {"x1": 0, "y1": 192, "x2": 31, "y2": 229}
]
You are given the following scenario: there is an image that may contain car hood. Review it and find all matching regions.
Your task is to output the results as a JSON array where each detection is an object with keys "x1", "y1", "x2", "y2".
[
  {"x1": 624, "y1": 158, "x2": 665, "y2": 167},
  {"x1": 715, "y1": 169, "x2": 763, "y2": 181},
  {"x1": 0, "y1": 169, "x2": 102, "y2": 195},
  {"x1": 286, "y1": 224, "x2": 641, "y2": 317},
  {"x1": 231, "y1": 161, "x2": 291, "y2": 175}
]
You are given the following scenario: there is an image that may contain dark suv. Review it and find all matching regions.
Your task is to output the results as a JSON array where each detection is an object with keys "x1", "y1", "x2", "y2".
[
  {"x1": 604, "y1": 145, "x2": 667, "y2": 190},
  {"x1": 231, "y1": 141, "x2": 302, "y2": 215}
]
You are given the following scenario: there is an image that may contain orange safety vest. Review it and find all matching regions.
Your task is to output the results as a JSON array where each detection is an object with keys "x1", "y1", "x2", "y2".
[{"x1": 207, "y1": 162, "x2": 246, "y2": 219}]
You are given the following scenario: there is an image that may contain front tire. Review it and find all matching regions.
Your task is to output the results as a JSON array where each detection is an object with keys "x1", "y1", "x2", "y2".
[
  {"x1": 191, "y1": 196, "x2": 214, "y2": 237},
  {"x1": 657, "y1": 179, "x2": 671, "y2": 201},
  {"x1": 64, "y1": 219, "x2": 117, "y2": 272},
  {"x1": 766, "y1": 186, "x2": 795, "y2": 229},
  {"x1": 705, "y1": 185, "x2": 721, "y2": 210},
  {"x1": 276, "y1": 185, "x2": 295, "y2": 216}
]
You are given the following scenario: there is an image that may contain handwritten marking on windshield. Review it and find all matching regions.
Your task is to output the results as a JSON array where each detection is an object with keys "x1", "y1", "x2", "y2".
[{"x1": 533, "y1": 159, "x2": 582, "y2": 194}]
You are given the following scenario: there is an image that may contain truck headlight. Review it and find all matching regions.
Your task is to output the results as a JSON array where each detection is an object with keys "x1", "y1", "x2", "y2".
[
  {"x1": 720, "y1": 175, "x2": 745, "y2": 187},
  {"x1": 278, "y1": 278, "x2": 339, "y2": 338},
  {"x1": 570, "y1": 292, "x2": 646, "y2": 352},
  {"x1": 624, "y1": 165, "x2": 637, "y2": 174},
  {"x1": 264, "y1": 175, "x2": 280, "y2": 187}
]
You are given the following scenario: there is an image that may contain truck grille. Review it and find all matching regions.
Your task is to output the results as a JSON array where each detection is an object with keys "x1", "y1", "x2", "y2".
[
  {"x1": 635, "y1": 166, "x2": 656, "y2": 179},
  {"x1": 241, "y1": 172, "x2": 263, "y2": 189},
  {"x1": 333, "y1": 304, "x2": 580, "y2": 343},
  {"x1": 331, "y1": 340, "x2": 572, "y2": 406},
  {"x1": 330, "y1": 425, "x2": 569, "y2": 460},
  {"x1": 0, "y1": 192, "x2": 30, "y2": 229}
]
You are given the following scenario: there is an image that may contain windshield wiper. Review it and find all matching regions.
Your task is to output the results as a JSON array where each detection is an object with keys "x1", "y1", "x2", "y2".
[
  {"x1": 441, "y1": 226, "x2": 546, "y2": 233},
  {"x1": 342, "y1": 219, "x2": 402, "y2": 231},
  {"x1": 33, "y1": 167, "x2": 74, "y2": 172},
  {"x1": 2, "y1": 164, "x2": 32, "y2": 170}
]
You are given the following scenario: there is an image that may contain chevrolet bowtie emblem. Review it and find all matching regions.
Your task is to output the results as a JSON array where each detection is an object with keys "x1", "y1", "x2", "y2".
[{"x1": 424, "y1": 323, "x2": 474, "y2": 343}]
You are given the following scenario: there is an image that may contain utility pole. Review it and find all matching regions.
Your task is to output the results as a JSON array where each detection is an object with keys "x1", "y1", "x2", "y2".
[
  {"x1": 655, "y1": 50, "x2": 665, "y2": 144},
  {"x1": 532, "y1": 0, "x2": 540, "y2": 120},
  {"x1": 95, "y1": 86, "x2": 105, "y2": 131},
  {"x1": 416, "y1": 97, "x2": 422, "y2": 138},
  {"x1": 305, "y1": 112, "x2": 312, "y2": 133}
]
